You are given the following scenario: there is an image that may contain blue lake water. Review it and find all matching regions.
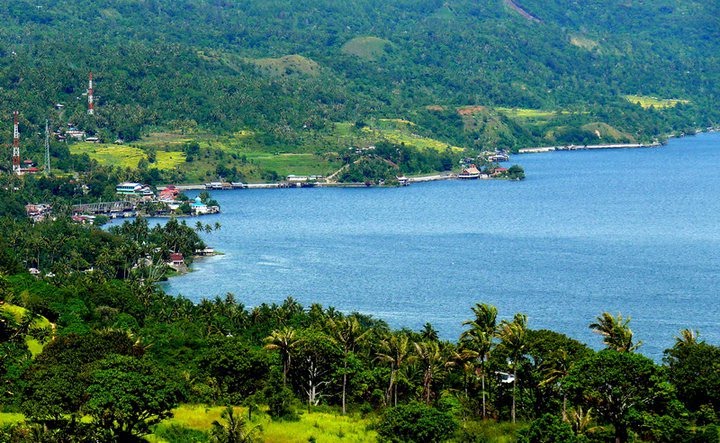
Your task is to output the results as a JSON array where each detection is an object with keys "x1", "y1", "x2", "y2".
[{"x1": 159, "y1": 132, "x2": 720, "y2": 359}]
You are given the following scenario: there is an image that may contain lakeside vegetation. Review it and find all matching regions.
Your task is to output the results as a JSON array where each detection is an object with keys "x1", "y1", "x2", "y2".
[
  {"x1": 1, "y1": 179, "x2": 720, "y2": 442},
  {"x1": 1, "y1": 0, "x2": 719, "y2": 441},
  {"x1": 1, "y1": 0, "x2": 718, "y2": 183}
]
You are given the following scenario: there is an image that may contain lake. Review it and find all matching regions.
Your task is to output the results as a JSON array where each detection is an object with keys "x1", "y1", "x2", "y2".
[{"x1": 160, "y1": 132, "x2": 720, "y2": 359}]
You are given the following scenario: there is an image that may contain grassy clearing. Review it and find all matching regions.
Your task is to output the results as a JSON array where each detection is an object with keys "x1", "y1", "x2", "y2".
[
  {"x1": 246, "y1": 152, "x2": 340, "y2": 176},
  {"x1": 70, "y1": 143, "x2": 146, "y2": 169},
  {"x1": 495, "y1": 107, "x2": 562, "y2": 120},
  {"x1": 261, "y1": 412, "x2": 376, "y2": 443},
  {"x1": 151, "y1": 405, "x2": 376, "y2": 443},
  {"x1": 374, "y1": 128, "x2": 462, "y2": 152},
  {"x1": 152, "y1": 151, "x2": 186, "y2": 170},
  {"x1": 1, "y1": 303, "x2": 52, "y2": 357},
  {"x1": 70, "y1": 142, "x2": 185, "y2": 170},
  {"x1": 250, "y1": 55, "x2": 321, "y2": 77},
  {"x1": 624, "y1": 95, "x2": 690, "y2": 109},
  {"x1": 570, "y1": 35, "x2": 599, "y2": 50},
  {"x1": 0, "y1": 412, "x2": 24, "y2": 425},
  {"x1": 341, "y1": 36, "x2": 392, "y2": 61}
]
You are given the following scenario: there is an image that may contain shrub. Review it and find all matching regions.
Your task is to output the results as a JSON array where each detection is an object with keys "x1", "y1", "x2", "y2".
[{"x1": 377, "y1": 402, "x2": 457, "y2": 443}]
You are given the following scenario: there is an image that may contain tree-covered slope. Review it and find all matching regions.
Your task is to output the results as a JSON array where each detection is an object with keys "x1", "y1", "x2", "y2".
[{"x1": 0, "y1": 0, "x2": 717, "y2": 160}]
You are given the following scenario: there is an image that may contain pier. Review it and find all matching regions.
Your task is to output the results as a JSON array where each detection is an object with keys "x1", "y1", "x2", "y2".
[
  {"x1": 518, "y1": 142, "x2": 660, "y2": 154},
  {"x1": 72, "y1": 201, "x2": 135, "y2": 215}
]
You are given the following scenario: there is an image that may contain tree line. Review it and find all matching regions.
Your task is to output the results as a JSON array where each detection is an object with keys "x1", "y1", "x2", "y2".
[{"x1": 1, "y1": 209, "x2": 719, "y2": 441}]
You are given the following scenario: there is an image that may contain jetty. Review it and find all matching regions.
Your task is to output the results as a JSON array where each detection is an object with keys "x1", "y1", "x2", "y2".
[
  {"x1": 518, "y1": 142, "x2": 660, "y2": 154},
  {"x1": 72, "y1": 201, "x2": 135, "y2": 215}
]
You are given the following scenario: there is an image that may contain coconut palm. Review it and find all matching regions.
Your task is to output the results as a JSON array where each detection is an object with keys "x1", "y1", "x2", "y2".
[
  {"x1": 673, "y1": 328, "x2": 699, "y2": 349},
  {"x1": 498, "y1": 313, "x2": 528, "y2": 423},
  {"x1": 589, "y1": 312, "x2": 641, "y2": 352},
  {"x1": 461, "y1": 303, "x2": 498, "y2": 418},
  {"x1": 328, "y1": 316, "x2": 371, "y2": 414},
  {"x1": 412, "y1": 341, "x2": 446, "y2": 405},
  {"x1": 539, "y1": 349, "x2": 572, "y2": 421},
  {"x1": 264, "y1": 326, "x2": 300, "y2": 385},
  {"x1": 376, "y1": 332, "x2": 411, "y2": 406},
  {"x1": 211, "y1": 406, "x2": 262, "y2": 443}
]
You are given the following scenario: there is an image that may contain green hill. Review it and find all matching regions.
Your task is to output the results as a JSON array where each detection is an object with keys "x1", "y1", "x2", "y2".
[{"x1": 0, "y1": 0, "x2": 717, "y2": 175}]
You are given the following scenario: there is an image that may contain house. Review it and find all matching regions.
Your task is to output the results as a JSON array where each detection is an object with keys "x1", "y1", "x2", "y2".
[
  {"x1": 116, "y1": 182, "x2": 154, "y2": 198},
  {"x1": 66, "y1": 129, "x2": 86, "y2": 140},
  {"x1": 491, "y1": 167, "x2": 508, "y2": 177},
  {"x1": 116, "y1": 182, "x2": 143, "y2": 195},
  {"x1": 167, "y1": 252, "x2": 188, "y2": 273},
  {"x1": 169, "y1": 253, "x2": 184, "y2": 266},
  {"x1": 458, "y1": 165, "x2": 481, "y2": 179},
  {"x1": 159, "y1": 185, "x2": 180, "y2": 201},
  {"x1": 190, "y1": 196, "x2": 209, "y2": 215},
  {"x1": 26, "y1": 203, "x2": 52, "y2": 222}
]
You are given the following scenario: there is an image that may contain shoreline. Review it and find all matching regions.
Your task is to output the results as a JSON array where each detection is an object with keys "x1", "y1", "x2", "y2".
[{"x1": 517, "y1": 142, "x2": 661, "y2": 154}]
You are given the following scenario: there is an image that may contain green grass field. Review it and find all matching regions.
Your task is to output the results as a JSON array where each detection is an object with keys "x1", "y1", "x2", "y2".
[
  {"x1": 149, "y1": 405, "x2": 376, "y2": 443},
  {"x1": 624, "y1": 95, "x2": 690, "y2": 109},
  {"x1": 70, "y1": 143, "x2": 146, "y2": 169},
  {"x1": 70, "y1": 143, "x2": 186, "y2": 170}
]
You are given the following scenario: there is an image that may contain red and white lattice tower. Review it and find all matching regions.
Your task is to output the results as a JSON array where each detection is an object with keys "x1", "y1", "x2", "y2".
[
  {"x1": 87, "y1": 72, "x2": 94, "y2": 115},
  {"x1": 12, "y1": 111, "x2": 21, "y2": 175}
]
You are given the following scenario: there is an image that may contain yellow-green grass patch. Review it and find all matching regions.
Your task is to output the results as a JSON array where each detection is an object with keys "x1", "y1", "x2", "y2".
[
  {"x1": 151, "y1": 151, "x2": 186, "y2": 170},
  {"x1": 0, "y1": 412, "x2": 24, "y2": 425},
  {"x1": 246, "y1": 152, "x2": 341, "y2": 176},
  {"x1": 162, "y1": 405, "x2": 238, "y2": 431},
  {"x1": 495, "y1": 107, "x2": 564, "y2": 119},
  {"x1": 134, "y1": 132, "x2": 195, "y2": 147},
  {"x1": 70, "y1": 143, "x2": 146, "y2": 169},
  {"x1": 624, "y1": 95, "x2": 690, "y2": 109},
  {"x1": 70, "y1": 143, "x2": 184, "y2": 170},
  {"x1": 341, "y1": 36, "x2": 392, "y2": 61},
  {"x1": 261, "y1": 412, "x2": 376, "y2": 443},
  {"x1": 155, "y1": 405, "x2": 376, "y2": 443},
  {"x1": 363, "y1": 127, "x2": 463, "y2": 152}
]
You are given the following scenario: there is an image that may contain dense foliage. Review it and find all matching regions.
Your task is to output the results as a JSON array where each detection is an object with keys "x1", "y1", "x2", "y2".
[
  {"x1": 1, "y1": 180, "x2": 720, "y2": 442},
  {"x1": 1, "y1": 0, "x2": 718, "y2": 174}
]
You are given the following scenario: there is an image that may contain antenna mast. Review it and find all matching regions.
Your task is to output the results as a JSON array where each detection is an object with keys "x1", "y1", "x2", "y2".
[
  {"x1": 44, "y1": 119, "x2": 50, "y2": 175},
  {"x1": 87, "y1": 72, "x2": 94, "y2": 115},
  {"x1": 12, "y1": 111, "x2": 21, "y2": 175}
]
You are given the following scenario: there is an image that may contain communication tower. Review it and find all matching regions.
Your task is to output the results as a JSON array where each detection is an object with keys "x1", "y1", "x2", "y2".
[
  {"x1": 87, "y1": 72, "x2": 94, "y2": 115},
  {"x1": 12, "y1": 111, "x2": 21, "y2": 175},
  {"x1": 44, "y1": 119, "x2": 51, "y2": 175}
]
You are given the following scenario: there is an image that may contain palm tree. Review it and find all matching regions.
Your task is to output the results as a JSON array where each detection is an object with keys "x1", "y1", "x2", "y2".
[
  {"x1": 498, "y1": 313, "x2": 528, "y2": 423},
  {"x1": 328, "y1": 316, "x2": 371, "y2": 414},
  {"x1": 376, "y1": 332, "x2": 411, "y2": 406},
  {"x1": 589, "y1": 312, "x2": 641, "y2": 352},
  {"x1": 673, "y1": 328, "x2": 699, "y2": 349},
  {"x1": 411, "y1": 341, "x2": 446, "y2": 405},
  {"x1": 539, "y1": 349, "x2": 572, "y2": 421},
  {"x1": 264, "y1": 327, "x2": 300, "y2": 385},
  {"x1": 461, "y1": 303, "x2": 497, "y2": 419},
  {"x1": 211, "y1": 406, "x2": 262, "y2": 443}
]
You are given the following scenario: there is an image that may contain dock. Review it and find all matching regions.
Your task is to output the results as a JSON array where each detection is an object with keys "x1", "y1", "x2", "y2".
[
  {"x1": 518, "y1": 143, "x2": 660, "y2": 154},
  {"x1": 72, "y1": 201, "x2": 135, "y2": 215}
]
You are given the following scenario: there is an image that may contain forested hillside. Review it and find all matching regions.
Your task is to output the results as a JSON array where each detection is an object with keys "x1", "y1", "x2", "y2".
[{"x1": 1, "y1": 0, "x2": 718, "y2": 171}]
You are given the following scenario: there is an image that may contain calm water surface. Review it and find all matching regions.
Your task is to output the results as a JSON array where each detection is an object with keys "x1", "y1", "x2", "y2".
[{"x1": 159, "y1": 132, "x2": 720, "y2": 358}]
